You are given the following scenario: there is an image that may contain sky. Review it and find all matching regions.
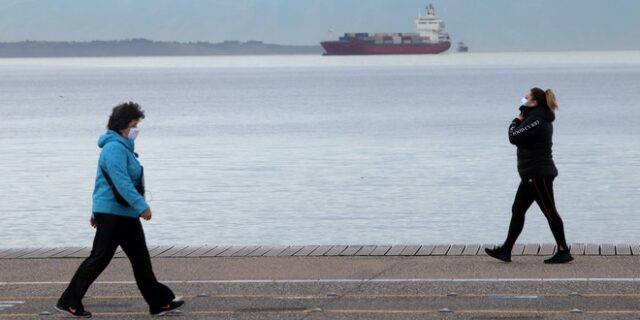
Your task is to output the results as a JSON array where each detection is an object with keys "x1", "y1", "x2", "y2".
[{"x1": 0, "y1": 0, "x2": 639, "y2": 51}]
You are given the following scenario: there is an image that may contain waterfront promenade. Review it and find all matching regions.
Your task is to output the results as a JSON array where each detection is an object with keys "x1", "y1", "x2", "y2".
[{"x1": 2, "y1": 244, "x2": 640, "y2": 319}]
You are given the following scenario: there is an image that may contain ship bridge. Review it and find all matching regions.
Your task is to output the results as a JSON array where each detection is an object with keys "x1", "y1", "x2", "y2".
[{"x1": 415, "y1": 4, "x2": 449, "y2": 43}]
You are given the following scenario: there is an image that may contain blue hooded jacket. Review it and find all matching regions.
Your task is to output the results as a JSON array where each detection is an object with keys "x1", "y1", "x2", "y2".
[{"x1": 92, "y1": 130, "x2": 150, "y2": 218}]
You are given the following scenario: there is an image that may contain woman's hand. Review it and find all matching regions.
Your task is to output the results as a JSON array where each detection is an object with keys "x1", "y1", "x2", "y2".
[
  {"x1": 140, "y1": 208, "x2": 152, "y2": 221},
  {"x1": 90, "y1": 217, "x2": 97, "y2": 228}
]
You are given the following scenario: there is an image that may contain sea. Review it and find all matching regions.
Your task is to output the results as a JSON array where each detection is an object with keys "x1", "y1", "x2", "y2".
[{"x1": 1, "y1": 51, "x2": 639, "y2": 248}]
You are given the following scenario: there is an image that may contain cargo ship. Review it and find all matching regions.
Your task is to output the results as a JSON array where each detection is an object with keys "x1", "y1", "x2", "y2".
[{"x1": 321, "y1": 4, "x2": 451, "y2": 55}]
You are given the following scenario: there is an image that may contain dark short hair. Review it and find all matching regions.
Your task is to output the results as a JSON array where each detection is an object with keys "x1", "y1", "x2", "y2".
[{"x1": 107, "y1": 102, "x2": 145, "y2": 131}]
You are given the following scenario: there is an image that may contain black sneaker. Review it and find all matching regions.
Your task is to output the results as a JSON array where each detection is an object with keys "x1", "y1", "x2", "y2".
[
  {"x1": 544, "y1": 250, "x2": 574, "y2": 264},
  {"x1": 150, "y1": 299, "x2": 185, "y2": 316},
  {"x1": 55, "y1": 300, "x2": 92, "y2": 318},
  {"x1": 485, "y1": 246, "x2": 512, "y2": 262}
]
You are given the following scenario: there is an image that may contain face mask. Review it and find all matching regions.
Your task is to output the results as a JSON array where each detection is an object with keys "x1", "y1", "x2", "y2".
[
  {"x1": 520, "y1": 97, "x2": 528, "y2": 106},
  {"x1": 127, "y1": 128, "x2": 140, "y2": 141}
]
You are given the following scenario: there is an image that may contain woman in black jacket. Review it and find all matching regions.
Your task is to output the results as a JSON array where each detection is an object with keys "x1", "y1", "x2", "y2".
[{"x1": 486, "y1": 88, "x2": 573, "y2": 264}]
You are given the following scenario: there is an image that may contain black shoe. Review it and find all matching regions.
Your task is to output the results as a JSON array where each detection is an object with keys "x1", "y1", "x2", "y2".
[
  {"x1": 544, "y1": 250, "x2": 574, "y2": 264},
  {"x1": 55, "y1": 300, "x2": 92, "y2": 318},
  {"x1": 485, "y1": 246, "x2": 512, "y2": 262},
  {"x1": 150, "y1": 299, "x2": 185, "y2": 316}
]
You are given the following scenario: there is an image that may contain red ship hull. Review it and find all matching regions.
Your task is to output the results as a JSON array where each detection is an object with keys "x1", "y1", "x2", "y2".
[{"x1": 321, "y1": 40, "x2": 451, "y2": 55}]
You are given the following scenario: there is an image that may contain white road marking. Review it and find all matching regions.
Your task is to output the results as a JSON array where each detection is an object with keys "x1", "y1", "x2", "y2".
[
  {"x1": 1, "y1": 278, "x2": 640, "y2": 285},
  {"x1": 0, "y1": 301, "x2": 23, "y2": 313}
]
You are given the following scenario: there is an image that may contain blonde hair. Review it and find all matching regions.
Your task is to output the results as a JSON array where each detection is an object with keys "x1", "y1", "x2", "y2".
[{"x1": 545, "y1": 89, "x2": 558, "y2": 111}]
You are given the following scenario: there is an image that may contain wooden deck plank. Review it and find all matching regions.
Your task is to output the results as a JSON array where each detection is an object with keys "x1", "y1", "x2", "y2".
[
  {"x1": 0, "y1": 248, "x2": 13, "y2": 258},
  {"x1": 201, "y1": 246, "x2": 231, "y2": 257},
  {"x1": 50, "y1": 247, "x2": 85, "y2": 258},
  {"x1": 231, "y1": 246, "x2": 261, "y2": 257},
  {"x1": 538, "y1": 243, "x2": 556, "y2": 255},
  {"x1": 34, "y1": 247, "x2": 68, "y2": 258},
  {"x1": 324, "y1": 245, "x2": 348, "y2": 256},
  {"x1": 585, "y1": 243, "x2": 600, "y2": 255},
  {"x1": 570, "y1": 243, "x2": 586, "y2": 255},
  {"x1": 400, "y1": 245, "x2": 421, "y2": 256},
  {"x1": 511, "y1": 243, "x2": 525, "y2": 256},
  {"x1": 355, "y1": 245, "x2": 377, "y2": 256},
  {"x1": 186, "y1": 246, "x2": 216, "y2": 257},
  {"x1": 293, "y1": 245, "x2": 319, "y2": 256},
  {"x1": 339, "y1": 245, "x2": 363, "y2": 256},
  {"x1": 3, "y1": 248, "x2": 39, "y2": 259},
  {"x1": 247, "y1": 246, "x2": 276, "y2": 257},
  {"x1": 262, "y1": 246, "x2": 289, "y2": 257},
  {"x1": 446, "y1": 245, "x2": 465, "y2": 256},
  {"x1": 216, "y1": 246, "x2": 246, "y2": 257},
  {"x1": 308, "y1": 245, "x2": 334, "y2": 256},
  {"x1": 157, "y1": 245, "x2": 190, "y2": 258},
  {"x1": 615, "y1": 244, "x2": 631, "y2": 256},
  {"x1": 169, "y1": 246, "x2": 202, "y2": 257},
  {"x1": 415, "y1": 245, "x2": 435, "y2": 256},
  {"x1": 523, "y1": 244, "x2": 540, "y2": 256},
  {"x1": 370, "y1": 245, "x2": 391, "y2": 256},
  {"x1": 600, "y1": 243, "x2": 616, "y2": 256},
  {"x1": 461, "y1": 244, "x2": 480, "y2": 256},
  {"x1": 67, "y1": 247, "x2": 92, "y2": 258},
  {"x1": 385, "y1": 246, "x2": 406, "y2": 256},
  {"x1": 431, "y1": 244, "x2": 451, "y2": 256},
  {"x1": 20, "y1": 248, "x2": 58, "y2": 259},
  {"x1": 149, "y1": 246, "x2": 174, "y2": 257},
  {"x1": 277, "y1": 246, "x2": 304, "y2": 256},
  {"x1": 0, "y1": 248, "x2": 32, "y2": 259}
]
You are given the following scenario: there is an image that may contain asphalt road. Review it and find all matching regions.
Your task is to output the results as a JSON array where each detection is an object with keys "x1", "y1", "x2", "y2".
[{"x1": 2, "y1": 255, "x2": 640, "y2": 319}]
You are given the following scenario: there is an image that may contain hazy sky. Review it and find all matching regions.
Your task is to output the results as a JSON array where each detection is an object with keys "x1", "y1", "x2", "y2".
[{"x1": 1, "y1": 0, "x2": 638, "y2": 51}]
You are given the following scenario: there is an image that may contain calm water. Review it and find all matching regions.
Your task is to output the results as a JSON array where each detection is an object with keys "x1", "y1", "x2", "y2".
[{"x1": 1, "y1": 51, "x2": 639, "y2": 248}]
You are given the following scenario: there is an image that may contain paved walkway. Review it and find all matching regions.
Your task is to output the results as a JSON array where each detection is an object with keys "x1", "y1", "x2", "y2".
[{"x1": 1, "y1": 244, "x2": 640, "y2": 319}]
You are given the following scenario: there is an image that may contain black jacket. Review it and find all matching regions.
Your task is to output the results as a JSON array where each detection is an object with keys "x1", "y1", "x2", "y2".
[{"x1": 508, "y1": 106, "x2": 558, "y2": 178}]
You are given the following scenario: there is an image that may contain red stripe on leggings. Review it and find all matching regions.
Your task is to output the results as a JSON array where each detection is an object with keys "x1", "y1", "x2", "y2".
[
  {"x1": 532, "y1": 178, "x2": 553, "y2": 220},
  {"x1": 542, "y1": 179, "x2": 561, "y2": 218}
]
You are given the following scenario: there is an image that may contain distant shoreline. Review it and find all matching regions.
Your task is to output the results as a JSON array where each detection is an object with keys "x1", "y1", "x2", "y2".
[{"x1": 0, "y1": 38, "x2": 323, "y2": 57}]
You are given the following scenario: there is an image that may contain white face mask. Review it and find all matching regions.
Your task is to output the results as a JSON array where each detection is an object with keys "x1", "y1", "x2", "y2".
[
  {"x1": 520, "y1": 97, "x2": 528, "y2": 106},
  {"x1": 127, "y1": 128, "x2": 140, "y2": 141}
]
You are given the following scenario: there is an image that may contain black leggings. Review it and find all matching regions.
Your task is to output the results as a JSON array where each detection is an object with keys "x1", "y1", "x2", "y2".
[
  {"x1": 502, "y1": 176, "x2": 569, "y2": 253},
  {"x1": 59, "y1": 213, "x2": 175, "y2": 311}
]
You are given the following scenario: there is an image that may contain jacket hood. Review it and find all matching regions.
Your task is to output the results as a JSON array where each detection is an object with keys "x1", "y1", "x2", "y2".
[
  {"x1": 98, "y1": 130, "x2": 134, "y2": 151},
  {"x1": 524, "y1": 106, "x2": 555, "y2": 122}
]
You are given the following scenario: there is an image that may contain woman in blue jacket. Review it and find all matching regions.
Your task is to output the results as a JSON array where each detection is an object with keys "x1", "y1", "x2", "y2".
[{"x1": 56, "y1": 102, "x2": 184, "y2": 317}]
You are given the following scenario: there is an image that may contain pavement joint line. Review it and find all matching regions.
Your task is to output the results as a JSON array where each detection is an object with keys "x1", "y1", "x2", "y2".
[
  {"x1": 6, "y1": 277, "x2": 640, "y2": 286},
  {"x1": 298, "y1": 254, "x2": 406, "y2": 320}
]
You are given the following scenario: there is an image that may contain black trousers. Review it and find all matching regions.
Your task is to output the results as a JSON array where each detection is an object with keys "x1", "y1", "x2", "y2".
[
  {"x1": 502, "y1": 176, "x2": 569, "y2": 253},
  {"x1": 59, "y1": 213, "x2": 175, "y2": 311}
]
